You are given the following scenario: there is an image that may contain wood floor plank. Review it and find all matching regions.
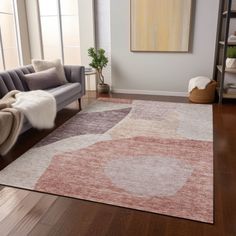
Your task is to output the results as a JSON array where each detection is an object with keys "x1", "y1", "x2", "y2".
[
  {"x1": 0, "y1": 192, "x2": 43, "y2": 236},
  {"x1": 124, "y1": 211, "x2": 150, "y2": 236},
  {"x1": 82, "y1": 204, "x2": 117, "y2": 236},
  {"x1": 219, "y1": 173, "x2": 236, "y2": 236},
  {"x1": 145, "y1": 214, "x2": 168, "y2": 236},
  {"x1": 0, "y1": 188, "x2": 29, "y2": 222},
  {"x1": 28, "y1": 223, "x2": 52, "y2": 236},
  {"x1": 105, "y1": 208, "x2": 133, "y2": 236},
  {"x1": 8, "y1": 194, "x2": 57, "y2": 236},
  {"x1": 0, "y1": 188, "x2": 22, "y2": 207},
  {"x1": 165, "y1": 220, "x2": 204, "y2": 236},
  {"x1": 39, "y1": 197, "x2": 72, "y2": 226},
  {"x1": 46, "y1": 200, "x2": 99, "y2": 236}
]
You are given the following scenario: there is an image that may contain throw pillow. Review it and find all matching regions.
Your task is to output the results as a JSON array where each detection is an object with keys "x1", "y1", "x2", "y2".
[
  {"x1": 24, "y1": 67, "x2": 63, "y2": 90},
  {"x1": 32, "y1": 58, "x2": 67, "y2": 84}
]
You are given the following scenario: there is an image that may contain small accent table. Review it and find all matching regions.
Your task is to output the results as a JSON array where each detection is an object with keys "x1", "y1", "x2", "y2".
[{"x1": 85, "y1": 69, "x2": 97, "y2": 91}]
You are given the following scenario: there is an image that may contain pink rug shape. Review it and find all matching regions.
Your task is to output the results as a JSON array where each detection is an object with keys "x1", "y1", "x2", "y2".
[{"x1": 0, "y1": 99, "x2": 213, "y2": 223}]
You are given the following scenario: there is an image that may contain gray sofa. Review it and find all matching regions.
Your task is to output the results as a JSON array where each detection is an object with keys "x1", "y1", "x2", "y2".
[{"x1": 0, "y1": 65, "x2": 85, "y2": 133}]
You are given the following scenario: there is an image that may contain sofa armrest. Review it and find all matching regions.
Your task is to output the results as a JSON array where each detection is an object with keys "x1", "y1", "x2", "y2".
[{"x1": 64, "y1": 65, "x2": 85, "y2": 96}]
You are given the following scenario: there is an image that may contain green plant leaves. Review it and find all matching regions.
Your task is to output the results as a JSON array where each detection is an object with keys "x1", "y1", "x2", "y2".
[
  {"x1": 227, "y1": 46, "x2": 236, "y2": 58},
  {"x1": 88, "y1": 47, "x2": 109, "y2": 84},
  {"x1": 88, "y1": 47, "x2": 108, "y2": 70}
]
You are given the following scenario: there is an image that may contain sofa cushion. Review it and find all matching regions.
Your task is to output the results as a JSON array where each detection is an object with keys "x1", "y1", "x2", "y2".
[
  {"x1": 0, "y1": 65, "x2": 34, "y2": 98},
  {"x1": 32, "y1": 59, "x2": 67, "y2": 84},
  {"x1": 24, "y1": 67, "x2": 63, "y2": 90},
  {"x1": 45, "y1": 83, "x2": 81, "y2": 105}
]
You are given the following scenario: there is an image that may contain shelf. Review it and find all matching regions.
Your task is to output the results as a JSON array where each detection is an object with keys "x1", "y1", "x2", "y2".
[
  {"x1": 223, "y1": 93, "x2": 236, "y2": 98},
  {"x1": 214, "y1": 2, "x2": 236, "y2": 103},
  {"x1": 219, "y1": 41, "x2": 236, "y2": 46},
  {"x1": 217, "y1": 88, "x2": 236, "y2": 99},
  {"x1": 222, "y1": 10, "x2": 236, "y2": 18},
  {"x1": 217, "y1": 65, "x2": 236, "y2": 74}
]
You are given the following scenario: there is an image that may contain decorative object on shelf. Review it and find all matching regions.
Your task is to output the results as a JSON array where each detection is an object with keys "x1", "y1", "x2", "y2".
[
  {"x1": 228, "y1": 31, "x2": 236, "y2": 43},
  {"x1": 226, "y1": 46, "x2": 236, "y2": 68},
  {"x1": 228, "y1": 35, "x2": 236, "y2": 43},
  {"x1": 88, "y1": 47, "x2": 109, "y2": 94},
  {"x1": 130, "y1": 0, "x2": 192, "y2": 52},
  {"x1": 225, "y1": 83, "x2": 236, "y2": 94}
]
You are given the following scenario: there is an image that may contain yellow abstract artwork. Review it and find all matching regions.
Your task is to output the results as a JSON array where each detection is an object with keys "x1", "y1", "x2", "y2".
[{"x1": 131, "y1": 0, "x2": 192, "y2": 52}]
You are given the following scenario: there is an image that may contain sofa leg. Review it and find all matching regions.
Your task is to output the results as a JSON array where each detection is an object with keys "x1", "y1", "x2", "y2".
[{"x1": 78, "y1": 98, "x2": 82, "y2": 111}]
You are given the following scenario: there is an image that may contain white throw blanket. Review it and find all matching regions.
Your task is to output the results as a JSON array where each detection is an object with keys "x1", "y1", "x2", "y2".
[
  {"x1": 188, "y1": 76, "x2": 211, "y2": 93},
  {"x1": 12, "y1": 90, "x2": 56, "y2": 129}
]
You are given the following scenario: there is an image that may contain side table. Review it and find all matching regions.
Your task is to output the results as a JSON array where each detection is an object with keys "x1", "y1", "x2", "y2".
[{"x1": 85, "y1": 69, "x2": 97, "y2": 91}]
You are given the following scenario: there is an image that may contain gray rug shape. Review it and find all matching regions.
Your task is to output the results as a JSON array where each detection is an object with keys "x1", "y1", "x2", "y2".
[{"x1": 36, "y1": 108, "x2": 131, "y2": 147}]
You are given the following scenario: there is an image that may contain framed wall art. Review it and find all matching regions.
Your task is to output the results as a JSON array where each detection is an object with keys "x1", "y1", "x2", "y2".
[{"x1": 130, "y1": 0, "x2": 193, "y2": 52}]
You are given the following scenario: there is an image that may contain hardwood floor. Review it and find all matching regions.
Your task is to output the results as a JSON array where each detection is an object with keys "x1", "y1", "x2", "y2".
[{"x1": 0, "y1": 91, "x2": 235, "y2": 236}]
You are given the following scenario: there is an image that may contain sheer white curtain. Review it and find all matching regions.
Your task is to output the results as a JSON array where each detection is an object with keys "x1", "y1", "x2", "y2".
[
  {"x1": 0, "y1": 0, "x2": 20, "y2": 70},
  {"x1": 38, "y1": 0, "x2": 81, "y2": 65}
]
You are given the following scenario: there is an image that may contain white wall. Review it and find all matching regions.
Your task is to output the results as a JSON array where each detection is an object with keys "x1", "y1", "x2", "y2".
[{"x1": 110, "y1": 0, "x2": 220, "y2": 96}]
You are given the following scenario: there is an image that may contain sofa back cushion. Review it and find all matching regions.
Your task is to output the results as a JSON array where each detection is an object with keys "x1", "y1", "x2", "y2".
[
  {"x1": 32, "y1": 59, "x2": 67, "y2": 84},
  {"x1": 0, "y1": 65, "x2": 35, "y2": 99},
  {"x1": 24, "y1": 67, "x2": 63, "y2": 90}
]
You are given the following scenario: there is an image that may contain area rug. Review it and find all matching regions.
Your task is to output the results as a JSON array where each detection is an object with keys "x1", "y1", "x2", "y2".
[{"x1": 0, "y1": 98, "x2": 213, "y2": 223}]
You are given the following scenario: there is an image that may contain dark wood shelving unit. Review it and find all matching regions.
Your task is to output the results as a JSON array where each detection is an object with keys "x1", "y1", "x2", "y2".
[
  {"x1": 213, "y1": 0, "x2": 236, "y2": 103},
  {"x1": 222, "y1": 10, "x2": 236, "y2": 17},
  {"x1": 219, "y1": 41, "x2": 236, "y2": 46}
]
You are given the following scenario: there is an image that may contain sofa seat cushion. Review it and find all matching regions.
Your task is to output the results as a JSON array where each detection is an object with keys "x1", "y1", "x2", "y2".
[{"x1": 45, "y1": 82, "x2": 81, "y2": 105}]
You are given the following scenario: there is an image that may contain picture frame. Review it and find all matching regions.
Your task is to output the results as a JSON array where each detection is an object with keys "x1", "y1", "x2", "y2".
[{"x1": 130, "y1": 0, "x2": 193, "y2": 52}]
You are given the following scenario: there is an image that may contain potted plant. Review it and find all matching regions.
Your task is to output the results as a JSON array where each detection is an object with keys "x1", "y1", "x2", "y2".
[
  {"x1": 226, "y1": 46, "x2": 236, "y2": 68},
  {"x1": 88, "y1": 47, "x2": 109, "y2": 93}
]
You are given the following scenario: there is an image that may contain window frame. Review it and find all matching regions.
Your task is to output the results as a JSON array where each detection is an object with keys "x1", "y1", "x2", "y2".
[
  {"x1": 38, "y1": 0, "x2": 81, "y2": 64},
  {"x1": 38, "y1": 0, "x2": 64, "y2": 63}
]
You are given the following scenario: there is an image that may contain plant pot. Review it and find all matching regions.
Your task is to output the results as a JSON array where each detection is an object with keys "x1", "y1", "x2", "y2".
[
  {"x1": 226, "y1": 58, "x2": 236, "y2": 68},
  {"x1": 97, "y1": 83, "x2": 110, "y2": 94}
]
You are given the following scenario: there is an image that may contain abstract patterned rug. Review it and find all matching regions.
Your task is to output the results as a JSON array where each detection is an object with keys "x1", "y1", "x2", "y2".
[{"x1": 0, "y1": 98, "x2": 213, "y2": 223}]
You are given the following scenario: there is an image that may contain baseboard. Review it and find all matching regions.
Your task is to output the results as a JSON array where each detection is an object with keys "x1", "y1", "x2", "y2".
[{"x1": 111, "y1": 88, "x2": 188, "y2": 97}]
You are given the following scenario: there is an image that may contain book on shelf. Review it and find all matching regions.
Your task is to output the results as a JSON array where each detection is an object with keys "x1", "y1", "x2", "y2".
[
  {"x1": 225, "y1": 88, "x2": 236, "y2": 94},
  {"x1": 225, "y1": 83, "x2": 236, "y2": 94},
  {"x1": 228, "y1": 34, "x2": 236, "y2": 42}
]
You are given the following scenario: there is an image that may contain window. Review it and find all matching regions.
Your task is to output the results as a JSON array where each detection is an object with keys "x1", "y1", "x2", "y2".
[
  {"x1": 60, "y1": 0, "x2": 81, "y2": 65},
  {"x1": 38, "y1": 0, "x2": 81, "y2": 65},
  {"x1": 0, "y1": 0, "x2": 20, "y2": 70}
]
